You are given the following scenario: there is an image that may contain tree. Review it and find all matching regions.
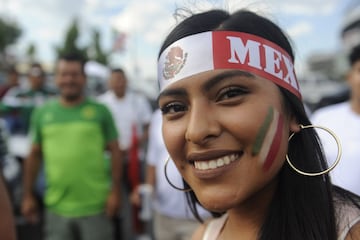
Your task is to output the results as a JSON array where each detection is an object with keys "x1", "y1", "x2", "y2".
[
  {"x1": 55, "y1": 18, "x2": 88, "y2": 61},
  {"x1": 0, "y1": 17, "x2": 21, "y2": 66},
  {"x1": 26, "y1": 43, "x2": 37, "y2": 63},
  {"x1": 88, "y1": 29, "x2": 109, "y2": 65}
]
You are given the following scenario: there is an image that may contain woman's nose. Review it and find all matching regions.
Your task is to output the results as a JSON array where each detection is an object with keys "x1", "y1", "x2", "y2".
[{"x1": 185, "y1": 102, "x2": 221, "y2": 145}]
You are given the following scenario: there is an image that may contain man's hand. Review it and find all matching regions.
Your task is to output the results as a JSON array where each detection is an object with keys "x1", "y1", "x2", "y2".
[
  {"x1": 105, "y1": 189, "x2": 121, "y2": 218},
  {"x1": 21, "y1": 194, "x2": 39, "y2": 224},
  {"x1": 129, "y1": 185, "x2": 141, "y2": 207}
]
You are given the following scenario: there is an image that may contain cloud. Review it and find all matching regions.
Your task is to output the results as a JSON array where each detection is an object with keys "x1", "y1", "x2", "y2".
[
  {"x1": 278, "y1": 0, "x2": 341, "y2": 16},
  {"x1": 286, "y1": 21, "x2": 313, "y2": 38},
  {"x1": 111, "y1": 1, "x2": 175, "y2": 44},
  {"x1": 0, "y1": 0, "x2": 347, "y2": 96}
]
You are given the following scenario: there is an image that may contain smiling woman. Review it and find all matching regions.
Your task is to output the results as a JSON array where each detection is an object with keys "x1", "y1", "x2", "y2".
[{"x1": 157, "y1": 9, "x2": 360, "y2": 240}]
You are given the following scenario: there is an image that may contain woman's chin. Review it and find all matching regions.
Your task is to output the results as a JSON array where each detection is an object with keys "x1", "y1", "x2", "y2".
[{"x1": 196, "y1": 190, "x2": 240, "y2": 213}]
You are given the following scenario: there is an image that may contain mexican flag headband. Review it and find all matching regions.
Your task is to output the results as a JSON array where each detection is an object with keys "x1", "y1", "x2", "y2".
[{"x1": 158, "y1": 31, "x2": 301, "y2": 99}]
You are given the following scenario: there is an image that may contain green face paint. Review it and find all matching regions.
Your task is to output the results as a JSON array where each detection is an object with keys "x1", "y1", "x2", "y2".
[{"x1": 251, "y1": 107, "x2": 274, "y2": 155}]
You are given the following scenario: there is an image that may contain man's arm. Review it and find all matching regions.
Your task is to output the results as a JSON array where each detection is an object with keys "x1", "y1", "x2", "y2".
[
  {"x1": 21, "y1": 143, "x2": 42, "y2": 223},
  {"x1": 105, "y1": 140, "x2": 122, "y2": 218},
  {"x1": 107, "y1": 140, "x2": 122, "y2": 192},
  {"x1": 0, "y1": 173, "x2": 16, "y2": 240},
  {"x1": 130, "y1": 164, "x2": 155, "y2": 206},
  {"x1": 140, "y1": 123, "x2": 150, "y2": 146},
  {"x1": 145, "y1": 164, "x2": 156, "y2": 187}
]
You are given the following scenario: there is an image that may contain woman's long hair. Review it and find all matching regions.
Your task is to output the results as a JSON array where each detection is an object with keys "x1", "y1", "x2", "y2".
[{"x1": 158, "y1": 9, "x2": 351, "y2": 240}]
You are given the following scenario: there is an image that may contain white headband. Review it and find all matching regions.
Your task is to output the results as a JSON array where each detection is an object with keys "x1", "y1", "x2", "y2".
[{"x1": 158, "y1": 31, "x2": 301, "y2": 99}]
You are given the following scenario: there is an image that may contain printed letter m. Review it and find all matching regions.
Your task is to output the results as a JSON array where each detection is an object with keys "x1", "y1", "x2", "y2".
[{"x1": 227, "y1": 36, "x2": 262, "y2": 70}]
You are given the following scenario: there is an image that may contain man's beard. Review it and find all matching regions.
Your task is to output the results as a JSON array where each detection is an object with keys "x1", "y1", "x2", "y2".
[{"x1": 62, "y1": 92, "x2": 82, "y2": 102}]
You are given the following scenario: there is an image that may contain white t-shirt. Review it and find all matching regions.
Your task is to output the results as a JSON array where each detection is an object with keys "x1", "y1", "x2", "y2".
[
  {"x1": 98, "y1": 90, "x2": 152, "y2": 150},
  {"x1": 311, "y1": 102, "x2": 360, "y2": 195},
  {"x1": 147, "y1": 109, "x2": 210, "y2": 219}
]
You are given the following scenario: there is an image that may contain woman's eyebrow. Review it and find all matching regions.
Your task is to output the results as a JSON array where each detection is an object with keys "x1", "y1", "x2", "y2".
[
  {"x1": 157, "y1": 88, "x2": 188, "y2": 103},
  {"x1": 203, "y1": 70, "x2": 255, "y2": 92},
  {"x1": 157, "y1": 71, "x2": 254, "y2": 103}
]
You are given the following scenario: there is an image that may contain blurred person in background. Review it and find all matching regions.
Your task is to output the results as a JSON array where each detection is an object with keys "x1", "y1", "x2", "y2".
[
  {"x1": 0, "y1": 65, "x2": 19, "y2": 99},
  {"x1": 0, "y1": 65, "x2": 20, "y2": 135},
  {"x1": 2, "y1": 62, "x2": 57, "y2": 134},
  {"x1": 0, "y1": 117, "x2": 23, "y2": 238},
  {"x1": 21, "y1": 54, "x2": 122, "y2": 240},
  {"x1": 0, "y1": 172, "x2": 17, "y2": 240},
  {"x1": 311, "y1": 44, "x2": 360, "y2": 196},
  {"x1": 131, "y1": 109, "x2": 211, "y2": 240},
  {"x1": 1, "y1": 63, "x2": 56, "y2": 240},
  {"x1": 97, "y1": 68, "x2": 153, "y2": 239},
  {"x1": 0, "y1": 116, "x2": 17, "y2": 240}
]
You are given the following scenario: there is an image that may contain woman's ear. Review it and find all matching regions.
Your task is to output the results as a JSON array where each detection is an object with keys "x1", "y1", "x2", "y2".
[{"x1": 289, "y1": 114, "x2": 300, "y2": 133}]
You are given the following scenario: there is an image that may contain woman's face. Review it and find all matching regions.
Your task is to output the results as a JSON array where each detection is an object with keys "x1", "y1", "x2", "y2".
[{"x1": 158, "y1": 69, "x2": 299, "y2": 212}]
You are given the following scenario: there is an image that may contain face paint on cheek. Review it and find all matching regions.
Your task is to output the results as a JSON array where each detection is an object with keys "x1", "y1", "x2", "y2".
[
  {"x1": 252, "y1": 107, "x2": 284, "y2": 171},
  {"x1": 262, "y1": 114, "x2": 284, "y2": 171},
  {"x1": 252, "y1": 107, "x2": 274, "y2": 155}
]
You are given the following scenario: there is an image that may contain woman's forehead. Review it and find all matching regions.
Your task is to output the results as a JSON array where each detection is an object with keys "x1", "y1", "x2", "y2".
[
  {"x1": 159, "y1": 69, "x2": 246, "y2": 91},
  {"x1": 158, "y1": 69, "x2": 279, "y2": 102}
]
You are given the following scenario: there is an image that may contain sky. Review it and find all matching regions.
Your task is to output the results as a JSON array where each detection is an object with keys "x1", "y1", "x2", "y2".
[{"x1": 0, "y1": 0, "x2": 354, "y2": 97}]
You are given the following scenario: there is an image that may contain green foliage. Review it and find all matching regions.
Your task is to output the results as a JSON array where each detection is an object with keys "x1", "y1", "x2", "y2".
[
  {"x1": 26, "y1": 43, "x2": 37, "y2": 62},
  {"x1": 88, "y1": 29, "x2": 109, "y2": 65},
  {"x1": 55, "y1": 18, "x2": 88, "y2": 61},
  {"x1": 0, "y1": 17, "x2": 21, "y2": 54}
]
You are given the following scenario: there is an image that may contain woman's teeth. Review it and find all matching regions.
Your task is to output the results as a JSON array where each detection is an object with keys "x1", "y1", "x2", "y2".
[{"x1": 194, "y1": 154, "x2": 238, "y2": 170}]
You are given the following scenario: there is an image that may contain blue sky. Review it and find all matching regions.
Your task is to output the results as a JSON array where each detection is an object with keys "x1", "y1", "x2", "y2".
[{"x1": 0, "y1": 0, "x2": 353, "y2": 97}]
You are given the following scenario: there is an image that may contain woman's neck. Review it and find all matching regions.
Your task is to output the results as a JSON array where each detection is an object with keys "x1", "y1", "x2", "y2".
[{"x1": 218, "y1": 178, "x2": 278, "y2": 240}]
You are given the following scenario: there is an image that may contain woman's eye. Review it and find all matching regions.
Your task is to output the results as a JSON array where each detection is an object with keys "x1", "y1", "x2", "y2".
[
  {"x1": 160, "y1": 102, "x2": 187, "y2": 114},
  {"x1": 217, "y1": 86, "x2": 248, "y2": 101}
]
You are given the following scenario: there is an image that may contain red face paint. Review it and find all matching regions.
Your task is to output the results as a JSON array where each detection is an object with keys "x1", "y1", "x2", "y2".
[{"x1": 262, "y1": 115, "x2": 284, "y2": 171}]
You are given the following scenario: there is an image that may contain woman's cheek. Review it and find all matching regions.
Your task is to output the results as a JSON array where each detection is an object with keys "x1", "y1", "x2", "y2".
[
  {"x1": 251, "y1": 106, "x2": 285, "y2": 172},
  {"x1": 162, "y1": 121, "x2": 184, "y2": 159}
]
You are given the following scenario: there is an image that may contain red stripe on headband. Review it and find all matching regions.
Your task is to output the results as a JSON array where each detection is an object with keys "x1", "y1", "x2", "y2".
[{"x1": 212, "y1": 31, "x2": 300, "y2": 99}]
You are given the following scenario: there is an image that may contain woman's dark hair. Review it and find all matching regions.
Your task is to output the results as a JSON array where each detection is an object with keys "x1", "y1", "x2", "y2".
[{"x1": 158, "y1": 9, "x2": 360, "y2": 240}]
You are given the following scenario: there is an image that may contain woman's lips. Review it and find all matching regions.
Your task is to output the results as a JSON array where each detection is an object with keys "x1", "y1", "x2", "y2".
[
  {"x1": 194, "y1": 153, "x2": 239, "y2": 170},
  {"x1": 189, "y1": 151, "x2": 243, "y2": 179}
]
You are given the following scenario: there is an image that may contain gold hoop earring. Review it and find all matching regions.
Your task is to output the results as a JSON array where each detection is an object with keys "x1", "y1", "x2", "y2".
[
  {"x1": 286, "y1": 124, "x2": 342, "y2": 177},
  {"x1": 164, "y1": 157, "x2": 192, "y2": 192}
]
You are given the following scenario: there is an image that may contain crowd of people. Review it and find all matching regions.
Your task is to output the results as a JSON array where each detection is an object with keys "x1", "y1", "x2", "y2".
[
  {"x1": 0, "y1": 6, "x2": 360, "y2": 240},
  {"x1": 0, "y1": 53, "x2": 155, "y2": 240}
]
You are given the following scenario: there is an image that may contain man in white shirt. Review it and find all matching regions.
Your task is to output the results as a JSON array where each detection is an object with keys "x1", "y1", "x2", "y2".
[
  {"x1": 98, "y1": 68, "x2": 152, "y2": 156},
  {"x1": 97, "y1": 68, "x2": 153, "y2": 239},
  {"x1": 311, "y1": 44, "x2": 360, "y2": 196}
]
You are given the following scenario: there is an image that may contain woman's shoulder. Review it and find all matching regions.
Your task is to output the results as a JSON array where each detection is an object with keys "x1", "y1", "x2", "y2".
[
  {"x1": 343, "y1": 221, "x2": 360, "y2": 240},
  {"x1": 335, "y1": 193, "x2": 360, "y2": 240}
]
